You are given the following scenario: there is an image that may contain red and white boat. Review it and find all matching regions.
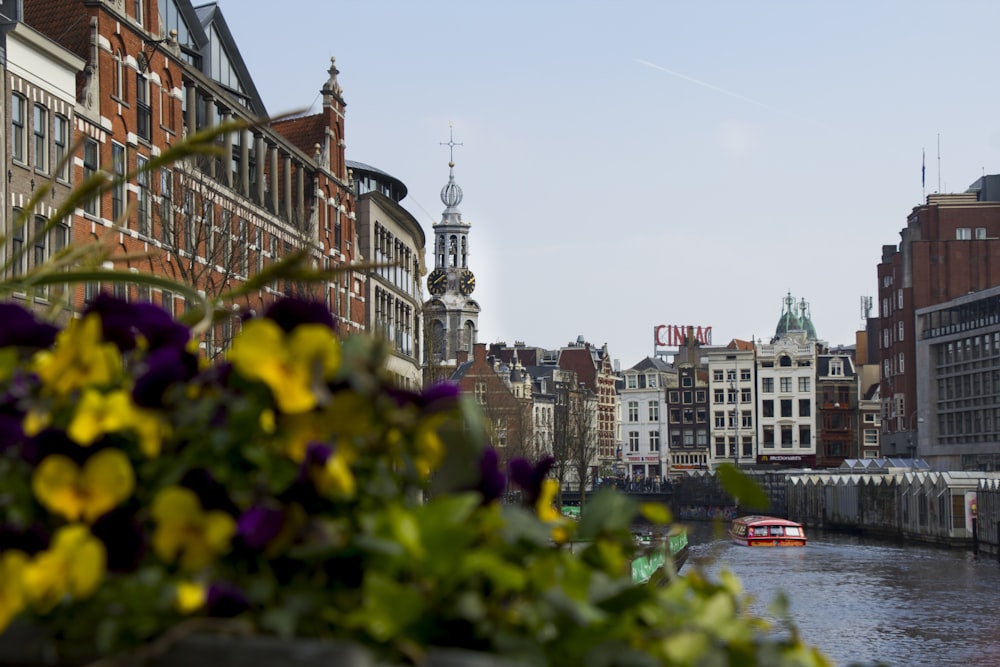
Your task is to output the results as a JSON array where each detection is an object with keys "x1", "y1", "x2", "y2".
[{"x1": 730, "y1": 515, "x2": 807, "y2": 547}]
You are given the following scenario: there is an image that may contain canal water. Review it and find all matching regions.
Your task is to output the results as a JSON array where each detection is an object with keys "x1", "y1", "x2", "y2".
[{"x1": 683, "y1": 521, "x2": 1000, "y2": 666}]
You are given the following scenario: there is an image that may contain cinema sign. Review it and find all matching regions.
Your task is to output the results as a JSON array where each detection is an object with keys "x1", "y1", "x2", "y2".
[{"x1": 654, "y1": 325, "x2": 713, "y2": 348}]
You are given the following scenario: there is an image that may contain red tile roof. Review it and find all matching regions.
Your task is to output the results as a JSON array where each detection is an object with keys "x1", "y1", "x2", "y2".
[
  {"x1": 24, "y1": 1, "x2": 91, "y2": 61},
  {"x1": 271, "y1": 113, "x2": 325, "y2": 157}
]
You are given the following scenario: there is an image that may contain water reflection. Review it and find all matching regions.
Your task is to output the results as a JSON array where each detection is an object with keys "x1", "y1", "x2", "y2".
[{"x1": 682, "y1": 520, "x2": 1000, "y2": 667}]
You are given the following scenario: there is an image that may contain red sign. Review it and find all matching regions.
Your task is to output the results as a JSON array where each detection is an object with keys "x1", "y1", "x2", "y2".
[{"x1": 654, "y1": 325, "x2": 713, "y2": 348}]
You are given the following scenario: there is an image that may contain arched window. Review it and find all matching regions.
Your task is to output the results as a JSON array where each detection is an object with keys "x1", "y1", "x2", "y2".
[
  {"x1": 429, "y1": 320, "x2": 446, "y2": 362},
  {"x1": 114, "y1": 50, "x2": 124, "y2": 99},
  {"x1": 464, "y1": 320, "x2": 476, "y2": 353}
]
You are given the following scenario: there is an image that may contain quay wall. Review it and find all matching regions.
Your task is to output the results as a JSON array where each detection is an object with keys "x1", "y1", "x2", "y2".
[{"x1": 673, "y1": 468, "x2": 1000, "y2": 551}]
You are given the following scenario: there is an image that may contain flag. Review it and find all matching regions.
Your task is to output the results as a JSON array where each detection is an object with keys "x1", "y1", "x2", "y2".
[{"x1": 922, "y1": 149, "x2": 926, "y2": 190}]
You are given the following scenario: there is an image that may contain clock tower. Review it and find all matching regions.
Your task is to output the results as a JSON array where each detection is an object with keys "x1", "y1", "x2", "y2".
[{"x1": 424, "y1": 126, "x2": 480, "y2": 375}]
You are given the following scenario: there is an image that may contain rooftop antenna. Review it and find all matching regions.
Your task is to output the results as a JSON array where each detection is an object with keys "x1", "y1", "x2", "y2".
[{"x1": 937, "y1": 133, "x2": 942, "y2": 194}]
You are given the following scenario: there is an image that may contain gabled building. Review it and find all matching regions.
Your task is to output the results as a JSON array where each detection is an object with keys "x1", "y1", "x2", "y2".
[
  {"x1": 668, "y1": 336, "x2": 711, "y2": 472},
  {"x1": 17, "y1": 0, "x2": 363, "y2": 351},
  {"x1": 619, "y1": 357, "x2": 674, "y2": 481},
  {"x1": 557, "y1": 337, "x2": 617, "y2": 469},
  {"x1": 451, "y1": 343, "x2": 533, "y2": 466},
  {"x1": 816, "y1": 349, "x2": 858, "y2": 468},
  {"x1": 705, "y1": 340, "x2": 756, "y2": 470}
]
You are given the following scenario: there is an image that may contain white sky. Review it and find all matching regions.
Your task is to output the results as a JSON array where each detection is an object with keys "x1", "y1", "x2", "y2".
[{"x1": 221, "y1": 1, "x2": 1000, "y2": 367}]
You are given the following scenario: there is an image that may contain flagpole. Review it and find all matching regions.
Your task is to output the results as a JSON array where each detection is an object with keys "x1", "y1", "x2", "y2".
[{"x1": 922, "y1": 148, "x2": 926, "y2": 201}]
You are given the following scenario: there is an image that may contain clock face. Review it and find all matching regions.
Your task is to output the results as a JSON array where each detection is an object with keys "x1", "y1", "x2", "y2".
[
  {"x1": 459, "y1": 270, "x2": 476, "y2": 296},
  {"x1": 428, "y1": 269, "x2": 447, "y2": 295}
]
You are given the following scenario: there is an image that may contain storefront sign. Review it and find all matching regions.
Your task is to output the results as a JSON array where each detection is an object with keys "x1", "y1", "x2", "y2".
[
  {"x1": 654, "y1": 325, "x2": 713, "y2": 348},
  {"x1": 757, "y1": 454, "x2": 816, "y2": 466}
]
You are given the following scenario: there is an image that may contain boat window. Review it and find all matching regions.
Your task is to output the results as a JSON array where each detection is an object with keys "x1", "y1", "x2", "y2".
[
  {"x1": 768, "y1": 526, "x2": 785, "y2": 536},
  {"x1": 785, "y1": 527, "x2": 801, "y2": 537},
  {"x1": 751, "y1": 527, "x2": 768, "y2": 537}
]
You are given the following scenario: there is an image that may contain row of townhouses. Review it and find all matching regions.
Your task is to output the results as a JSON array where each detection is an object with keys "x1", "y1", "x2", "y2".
[{"x1": 447, "y1": 294, "x2": 883, "y2": 484}]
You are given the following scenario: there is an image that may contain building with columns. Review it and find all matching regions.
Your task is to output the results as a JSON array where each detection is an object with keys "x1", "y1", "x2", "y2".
[{"x1": 14, "y1": 0, "x2": 364, "y2": 350}]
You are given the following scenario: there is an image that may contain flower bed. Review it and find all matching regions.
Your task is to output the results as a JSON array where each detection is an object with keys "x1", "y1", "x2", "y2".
[{"x1": 0, "y1": 296, "x2": 829, "y2": 666}]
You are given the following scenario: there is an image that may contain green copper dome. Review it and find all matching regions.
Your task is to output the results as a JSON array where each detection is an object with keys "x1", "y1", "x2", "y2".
[{"x1": 774, "y1": 292, "x2": 818, "y2": 341}]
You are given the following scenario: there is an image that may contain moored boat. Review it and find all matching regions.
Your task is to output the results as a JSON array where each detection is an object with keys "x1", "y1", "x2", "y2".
[
  {"x1": 631, "y1": 526, "x2": 689, "y2": 584},
  {"x1": 730, "y1": 515, "x2": 806, "y2": 547}
]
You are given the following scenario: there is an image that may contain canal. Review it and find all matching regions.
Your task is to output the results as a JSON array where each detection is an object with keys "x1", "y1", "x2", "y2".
[{"x1": 684, "y1": 521, "x2": 1000, "y2": 667}]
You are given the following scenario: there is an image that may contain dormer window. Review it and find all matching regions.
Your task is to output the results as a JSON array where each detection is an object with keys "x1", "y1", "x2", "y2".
[
  {"x1": 830, "y1": 360, "x2": 843, "y2": 377},
  {"x1": 626, "y1": 374, "x2": 637, "y2": 389}
]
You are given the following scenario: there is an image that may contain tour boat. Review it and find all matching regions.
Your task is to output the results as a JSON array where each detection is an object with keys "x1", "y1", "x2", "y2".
[
  {"x1": 730, "y1": 515, "x2": 806, "y2": 547},
  {"x1": 631, "y1": 526, "x2": 689, "y2": 584}
]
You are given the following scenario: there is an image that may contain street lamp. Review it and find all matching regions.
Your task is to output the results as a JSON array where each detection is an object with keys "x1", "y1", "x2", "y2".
[{"x1": 907, "y1": 411, "x2": 925, "y2": 466}]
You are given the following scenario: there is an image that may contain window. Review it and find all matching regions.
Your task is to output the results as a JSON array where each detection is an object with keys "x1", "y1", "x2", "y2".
[
  {"x1": 780, "y1": 399, "x2": 792, "y2": 418},
  {"x1": 864, "y1": 429, "x2": 878, "y2": 445},
  {"x1": 681, "y1": 376, "x2": 693, "y2": 388},
  {"x1": 33, "y1": 105, "x2": 48, "y2": 172},
  {"x1": 780, "y1": 377, "x2": 792, "y2": 393},
  {"x1": 628, "y1": 431, "x2": 640, "y2": 453},
  {"x1": 474, "y1": 381, "x2": 487, "y2": 405},
  {"x1": 798, "y1": 377, "x2": 810, "y2": 392},
  {"x1": 762, "y1": 377, "x2": 774, "y2": 393},
  {"x1": 830, "y1": 360, "x2": 843, "y2": 377},
  {"x1": 956, "y1": 227, "x2": 971, "y2": 240},
  {"x1": 627, "y1": 401, "x2": 639, "y2": 422},
  {"x1": 648, "y1": 401, "x2": 659, "y2": 421},
  {"x1": 683, "y1": 391, "x2": 693, "y2": 404},
  {"x1": 626, "y1": 374, "x2": 637, "y2": 389},
  {"x1": 762, "y1": 400, "x2": 774, "y2": 418},
  {"x1": 726, "y1": 370, "x2": 736, "y2": 382},
  {"x1": 714, "y1": 388, "x2": 724, "y2": 403},
  {"x1": 741, "y1": 411, "x2": 752, "y2": 428},
  {"x1": 682, "y1": 431, "x2": 694, "y2": 446},
  {"x1": 715, "y1": 437, "x2": 726, "y2": 456},
  {"x1": 136, "y1": 155, "x2": 150, "y2": 236},
  {"x1": 741, "y1": 388, "x2": 751, "y2": 403},
  {"x1": 53, "y1": 221, "x2": 69, "y2": 256},
  {"x1": 646, "y1": 374, "x2": 657, "y2": 389},
  {"x1": 160, "y1": 169, "x2": 172, "y2": 241},
  {"x1": 11, "y1": 94, "x2": 26, "y2": 162},
  {"x1": 133, "y1": 0, "x2": 144, "y2": 26},
  {"x1": 9, "y1": 210, "x2": 23, "y2": 276},
  {"x1": 161, "y1": 290, "x2": 174, "y2": 317},
  {"x1": 798, "y1": 426, "x2": 811, "y2": 448},
  {"x1": 763, "y1": 426, "x2": 774, "y2": 447},
  {"x1": 668, "y1": 391, "x2": 679, "y2": 403},
  {"x1": 781, "y1": 425, "x2": 794, "y2": 447},
  {"x1": 898, "y1": 353, "x2": 905, "y2": 374},
  {"x1": 83, "y1": 139, "x2": 99, "y2": 215},
  {"x1": 649, "y1": 431, "x2": 660, "y2": 452},
  {"x1": 53, "y1": 115, "x2": 68, "y2": 181},
  {"x1": 136, "y1": 73, "x2": 151, "y2": 141},
  {"x1": 976, "y1": 227, "x2": 987, "y2": 240},
  {"x1": 714, "y1": 412, "x2": 725, "y2": 428},
  {"x1": 713, "y1": 370, "x2": 724, "y2": 382},
  {"x1": 696, "y1": 390, "x2": 706, "y2": 402},
  {"x1": 741, "y1": 369, "x2": 751, "y2": 381},
  {"x1": 799, "y1": 399, "x2": 810, "y2": 417},
  {"x1": 897, "y1": 288, "x2": 903, "y2": 309},
  {"x1": 112, "y1": 143, "x2": 126, "y2": 222},
  {"x1": 239, "y1": 218, "x2": 249, "y2": 275}
]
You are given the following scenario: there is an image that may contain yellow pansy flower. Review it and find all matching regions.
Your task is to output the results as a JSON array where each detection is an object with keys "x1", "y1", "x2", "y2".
[
  {"x1": 0, "y1": 550, "x2": 29, "y2": 632},
  {"x1": 33, "y1": 315, "x2": 121, "y2": 395},
  {"x1": 316, "y1": 447, "x2": 357, "y2": 498},
  {"x1": 228, "y1": 319, "x2": 340, "y2": 414},
  {"x1": 174, "y1": 580, "x2": 207, "y2": 614},
  {"x1": 32, "y1": 449, "x2": 135, "y2": 523},
  {"x1": 151, "y1": 487, "x2": 236, "y2": 570},
  {"x1": 131, "y1": 407, "x2": 171, "y2": 458},
  {"x1": 21, "y1": 525, "x2": 106, "y2": 612},
  {"x1": 67, "y1": 389, "x2": 137, "y2": 446},
  {"x1": 535, "y1": 479, "x2": 571, "y2": 543}
]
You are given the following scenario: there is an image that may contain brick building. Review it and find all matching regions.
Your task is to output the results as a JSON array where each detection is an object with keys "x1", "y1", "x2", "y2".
[
  {"x1": 878, "y1": 180, "x2": 1000, "y2": 458},
  {"x1": 9, "y1": 0, "x2": 364, "y2": 349}
]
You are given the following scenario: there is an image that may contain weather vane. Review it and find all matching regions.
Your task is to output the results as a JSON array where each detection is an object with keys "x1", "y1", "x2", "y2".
[{"x1": 440, "y1": 122, "x2": 463, "y2": 166}]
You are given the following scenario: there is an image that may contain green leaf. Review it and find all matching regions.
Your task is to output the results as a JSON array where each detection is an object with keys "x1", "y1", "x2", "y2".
[
  {"x1": 716, "y1": 463, "x2": 771, "y2": 510},
  {"x1": 576, "y1": 489, "x2": 638, "y2": 541}
]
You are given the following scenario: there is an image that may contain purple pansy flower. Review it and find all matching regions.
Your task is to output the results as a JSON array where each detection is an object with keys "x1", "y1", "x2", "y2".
[
  {"x1": 0, "y1": 304, "x2": 58, "y2": 349},
  {"x1": 509, "y1": 456, "x2": 556, "y2": 506},
  {"x1": 83, "y1": 294, "x2": 189, "y2": 352},
  {"x1": 262, "y1": 297, "x2": 336, "y2": 333},
  {"x1": 205, "y1": 582, "x2": 251, "y2": 617},
  {"x1": 180, "y1": 468, "x2": 239, "y2": 515},
  {"x1": 237, "y1": 505, "x2": 285, "y2": 551},
  {"x1": 132, "y1": 345, "x2": 199, "y2": 408},
  {"x1": 91, "y1": 507, "x2": 147, "y2": 572}
]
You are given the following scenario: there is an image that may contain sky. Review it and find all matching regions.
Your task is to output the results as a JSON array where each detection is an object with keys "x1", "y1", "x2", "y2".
[{"x1": 221, "y1": 1, "x2": 1000, "y2": 368}]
